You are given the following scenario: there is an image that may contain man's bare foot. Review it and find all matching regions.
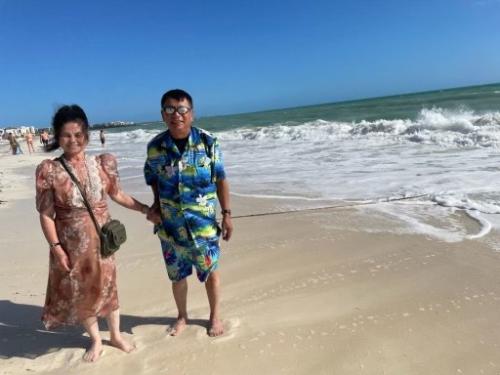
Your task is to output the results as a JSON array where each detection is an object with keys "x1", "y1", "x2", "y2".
[
  {"x1": 110, "y1": 335, "x2": 135, "y2": 353},
  {"x1": 83, "y1": 341, "x2": 103, "y2": 362},
  {"x1": 168, "y1": 317, "x2": 188, "y2": 336},
  {"x1": 208, "y1": 318, "x2": 224, "y2": 337}
]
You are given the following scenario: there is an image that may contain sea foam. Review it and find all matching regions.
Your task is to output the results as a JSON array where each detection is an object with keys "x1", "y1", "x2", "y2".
[{"x1": 89, "y1": 107, "x2": 500, "y2": 242}]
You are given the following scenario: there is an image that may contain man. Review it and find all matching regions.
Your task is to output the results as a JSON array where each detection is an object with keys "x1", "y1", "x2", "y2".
[
  {"x1": 99, "y1": 129, "x2": 106, "y2": 147},
  {"x1": 40, "y1": 129, "x2": 49, "y2": 149},
  {"x1": 8, "y1": 133, "x2": 20, "y2": 155},
  {"x1": 144, "y1": 89, "x2": 233, "y2": 337}
]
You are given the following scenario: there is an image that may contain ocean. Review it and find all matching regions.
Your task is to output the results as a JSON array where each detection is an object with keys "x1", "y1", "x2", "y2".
[{"x1": 84, "y1": 83, "x2": 500, "y2": 244}]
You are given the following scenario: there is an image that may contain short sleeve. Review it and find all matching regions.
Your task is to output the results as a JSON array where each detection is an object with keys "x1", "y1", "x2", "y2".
[
  {"x1": 144, "y1": 144, "x2": 159, "y2": 186},
  {"x1": 35, "y1": 160, "x2": 55, "y2": 217},
  {"x1": 100, "y1": 153, "x2": 121, "y2": 196},
  {"x1": 214, "y1": 139, "x2": 226, "y2": 181}
]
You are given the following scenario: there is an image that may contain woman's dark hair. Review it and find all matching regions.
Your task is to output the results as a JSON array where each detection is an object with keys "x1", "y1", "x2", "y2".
[{"x1": 46, "y1": 104, "x2": 89, "y2": 152}]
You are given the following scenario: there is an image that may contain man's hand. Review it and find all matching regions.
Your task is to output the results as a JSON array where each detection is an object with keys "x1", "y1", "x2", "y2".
[{"x1": 221, "y1": 215, "x2": 233, "y2": 241}]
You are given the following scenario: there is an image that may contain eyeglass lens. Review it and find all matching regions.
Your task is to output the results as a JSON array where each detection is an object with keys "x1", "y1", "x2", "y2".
[{"x1": 164, "y1": 106, "x2": 191, "y2": 115}]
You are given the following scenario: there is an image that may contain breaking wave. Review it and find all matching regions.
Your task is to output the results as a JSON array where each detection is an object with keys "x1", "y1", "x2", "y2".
[{"x1": 218, "y1": 108, "x2": 500, "y2": 148}]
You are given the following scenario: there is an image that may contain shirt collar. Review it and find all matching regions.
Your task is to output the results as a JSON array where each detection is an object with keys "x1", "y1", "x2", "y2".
[{"x1": 161, "y1": 127, "x2": 197, "y2": 157}]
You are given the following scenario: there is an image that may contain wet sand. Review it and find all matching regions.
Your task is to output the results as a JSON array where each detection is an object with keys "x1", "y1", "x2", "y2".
[{"x1": 1, "y1": 148, "x2": 500, "y2": 374}]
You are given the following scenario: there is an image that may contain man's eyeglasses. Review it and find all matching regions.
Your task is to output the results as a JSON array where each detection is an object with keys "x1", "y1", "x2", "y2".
[{"x1": 163, "y1": 105, "x2": 192, "y2": 115}]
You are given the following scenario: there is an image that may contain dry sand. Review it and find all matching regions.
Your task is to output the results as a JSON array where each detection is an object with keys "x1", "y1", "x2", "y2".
[{"x1": 1, "y1": 146, "x2": 500, "y2": 374}]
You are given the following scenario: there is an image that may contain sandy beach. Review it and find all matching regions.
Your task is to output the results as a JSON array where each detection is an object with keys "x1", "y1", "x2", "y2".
[{"x1": 2, "y1": 145, "x2": 500, "y2": 375}]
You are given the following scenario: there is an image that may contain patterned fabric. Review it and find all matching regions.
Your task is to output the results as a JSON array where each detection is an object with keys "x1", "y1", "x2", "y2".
[
  {"x1": 35, "y1": 153, "x2": 120, "y2": 329},
  {"x1": 161, "y1": 227, "x2": 220, "y2": 282},
  {"x1": 144, "y1": 127, "x2": 226, "y2": 247},
  {"x1": 144, "y1": 127, "x2": 226, "y2": 282}
]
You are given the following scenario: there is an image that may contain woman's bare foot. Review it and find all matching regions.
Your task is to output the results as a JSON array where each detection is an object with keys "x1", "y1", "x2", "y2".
[
  {"x1": 83, "y1": 340, "x2": 103, "y2": 362},
  {"x1": 208, "y1": 318, "x2": 224, "y2": 337},
  {"x1": 110, "y1": 335, "x2": 135, "y2": 353},
  {"x1": 168, "y1": 317, "x2": 188, "y2": 336}
]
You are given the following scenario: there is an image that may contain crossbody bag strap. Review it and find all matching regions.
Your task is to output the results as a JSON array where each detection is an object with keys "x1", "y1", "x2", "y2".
[{"x1": 57, "y1": 157, "x2": 102, "y2": 234}]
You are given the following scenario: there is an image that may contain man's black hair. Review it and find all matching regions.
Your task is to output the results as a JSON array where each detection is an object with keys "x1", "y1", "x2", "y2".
[{"x1": 160, "y1": 89, "x2": 193, "y2": 109}]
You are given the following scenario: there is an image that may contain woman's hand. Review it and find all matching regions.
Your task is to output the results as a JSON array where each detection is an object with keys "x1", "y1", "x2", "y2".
[
  {"x1": 146, "y1": 204, "x2": 162, "y2": 224},
  {"x1": 40, "y1": 214, "x2": 72, "y2": 272},
  {"x1": 53, "y1": 247, "x2": 72, "y2": 272}
]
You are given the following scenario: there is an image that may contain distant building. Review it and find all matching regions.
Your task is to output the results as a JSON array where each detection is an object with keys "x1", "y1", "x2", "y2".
[{"x1": 0, "y1": 126, "x2": 36, "y2": 139}]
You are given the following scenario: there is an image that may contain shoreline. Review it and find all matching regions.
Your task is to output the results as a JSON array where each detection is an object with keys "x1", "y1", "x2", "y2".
[{"x1": 2, "y1": 152, "x2": 500, "y2": 374}]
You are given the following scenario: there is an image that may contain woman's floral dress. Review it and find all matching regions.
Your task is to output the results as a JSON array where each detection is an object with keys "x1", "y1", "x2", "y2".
[{"x1": 35, "y1": 153, "x2": 121, "y2": 329}]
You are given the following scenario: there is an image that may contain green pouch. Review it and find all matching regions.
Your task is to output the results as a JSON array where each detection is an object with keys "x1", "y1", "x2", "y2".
[{"x1": 100, "y1": 219, "x2": 127, "y2": 257}]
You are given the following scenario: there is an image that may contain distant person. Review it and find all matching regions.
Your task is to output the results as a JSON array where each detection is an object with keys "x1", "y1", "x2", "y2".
[
  {"x1": 8, "y1": 133, "x2": 20, "y2": 155},
  {"x1": 25, "y1": 131, "x2": 35, "y2": 154},
  {"x1": 144, "y1": 89, "x2": 233, "y2": 337},
  {"x1": 40, "y1": 129, "x2": 49, "y2": 149},
  {"x1": 100, "y1": 129, "x2": 106, "y2": 147},
  {"x1": 36, "y1": 104, "x2": 152, "y2": 362}
]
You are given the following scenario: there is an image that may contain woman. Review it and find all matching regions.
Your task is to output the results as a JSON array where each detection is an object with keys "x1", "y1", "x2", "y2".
[
  {"x1": 25, "y1": 131, "x2": 35, "y2": 154},
  {"x1": 36, "y1": 105, "x2": 150, "y2": 362}
]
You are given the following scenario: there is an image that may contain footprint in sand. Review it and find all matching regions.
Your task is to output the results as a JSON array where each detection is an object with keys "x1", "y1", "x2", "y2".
[{"x1": 196, "y1": 317, "x2": 240, "y2": 343}]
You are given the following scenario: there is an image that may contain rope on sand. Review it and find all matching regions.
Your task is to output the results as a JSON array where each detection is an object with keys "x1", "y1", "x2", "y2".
[{"x1": 230, "y1": 194, "x2": 430, "y2": 220}]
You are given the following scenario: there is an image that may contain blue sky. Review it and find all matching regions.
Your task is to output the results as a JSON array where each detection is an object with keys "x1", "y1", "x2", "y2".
[{"x1": 1, "y1": 0, "x2": 499, "y2": 127}]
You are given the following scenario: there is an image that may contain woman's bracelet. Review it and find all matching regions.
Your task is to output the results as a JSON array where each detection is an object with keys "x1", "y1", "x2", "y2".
[
  {"x1": 49, "y1": 242, "x2": 61, "y2": 250},
  {"x1": 221, "y1": 209, "x2": 232, "y2": 216}
]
